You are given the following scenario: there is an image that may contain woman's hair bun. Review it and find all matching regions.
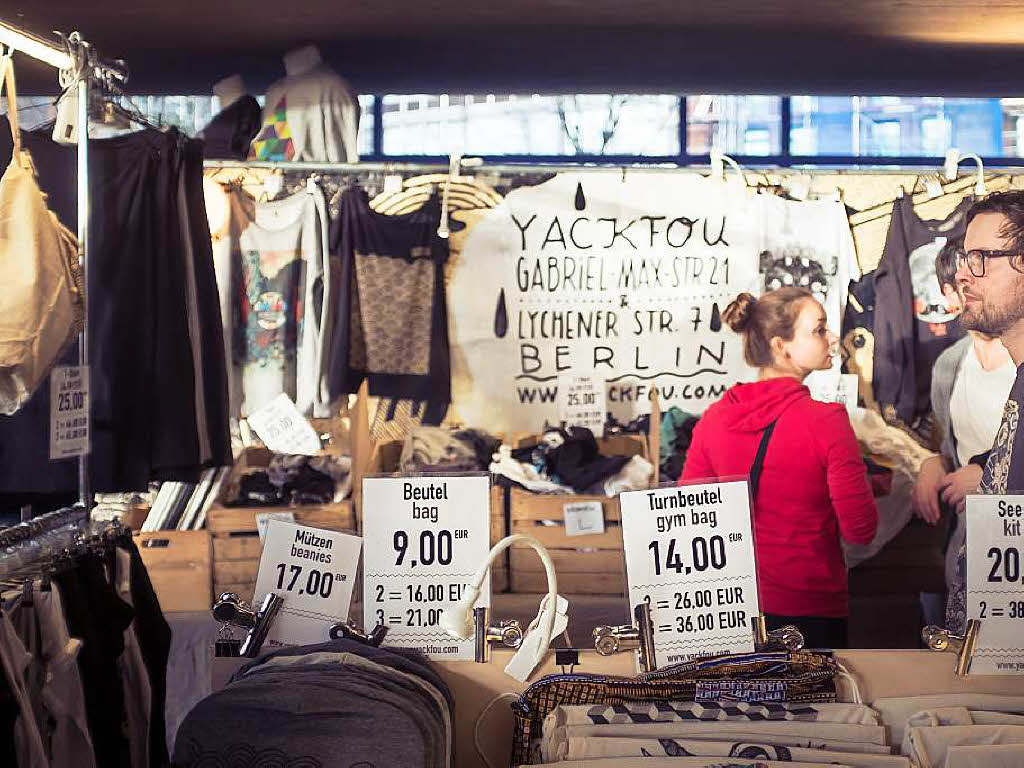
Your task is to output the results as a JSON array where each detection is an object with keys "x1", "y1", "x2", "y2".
[{"x1": 723, "y1": 292, "x2": 757, "y2": 333}]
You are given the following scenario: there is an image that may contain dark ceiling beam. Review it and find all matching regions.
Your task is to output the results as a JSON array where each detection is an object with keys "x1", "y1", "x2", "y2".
[{"x1": 12, "y1": 26, "x2": 1024, "y2": 97}]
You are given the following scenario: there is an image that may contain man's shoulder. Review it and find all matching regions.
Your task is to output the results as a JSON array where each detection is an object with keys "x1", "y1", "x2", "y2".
[{"x1": 935, "y1": 336, "x2": 972, "y2": 388}]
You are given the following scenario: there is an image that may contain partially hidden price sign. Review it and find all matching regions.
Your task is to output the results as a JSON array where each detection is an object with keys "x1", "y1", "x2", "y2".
[
  {"x1": 362, "y1": 474, "x2": 491, "y2": 660},
  {"x1": 967, "y1": 495, "x2": 1024, "y2": 674},
  {"x1": 253, "y1": 519, "x2": 362, "y2": 647},
  {"x1": 619, "y1": 480, "x2": 759, "y2": 668},
  {"x1": 557, "y1": 374, "x2": 606, "y2": 437},
  {"x1": 50, "y1": 365, "x2": 90, "y2": 460}
]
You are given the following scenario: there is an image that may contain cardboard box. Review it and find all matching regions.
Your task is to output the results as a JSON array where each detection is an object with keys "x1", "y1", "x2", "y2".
[{"x1": 136, "y1": 530, "x2": 213, "y2": 612}]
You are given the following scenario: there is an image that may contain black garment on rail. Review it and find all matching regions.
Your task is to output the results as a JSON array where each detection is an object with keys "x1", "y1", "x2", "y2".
[
  {"x1": 199, "y1": 95, "x2": 262, "y2": 160},
  {"x1": 55, "y1": 553, "x2": 135, "y2": 768},
  {"x1": 327, "y1": 187, "x2": 452, "y2": 424},
  {"x1": 0, "y1": 121, "x2": 231, "y2": 494},
  {"x1": 126, "y1": 538, "x2": 173, "y2": 768},
  {"x1": 872, "y1": 195, "x2": 970, "y2": 426}
]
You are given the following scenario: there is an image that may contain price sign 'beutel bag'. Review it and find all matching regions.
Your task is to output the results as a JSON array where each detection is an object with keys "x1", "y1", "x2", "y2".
[{"x1": 0, "y1": 54, "x2": 83, "y2": 414}]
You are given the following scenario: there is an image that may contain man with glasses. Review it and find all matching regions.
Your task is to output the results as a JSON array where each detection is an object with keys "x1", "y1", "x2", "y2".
[
  {"x1": 946, "y1": 190, "x2": 1024, "y2": 633},
  {"x1": 914, "y1": 238, "x2": 1015, "y2": 627}
]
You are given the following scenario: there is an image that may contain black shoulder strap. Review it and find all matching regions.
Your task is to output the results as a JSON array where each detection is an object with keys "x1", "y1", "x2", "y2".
[{"x1": 749, "y1": 420, "x2": 778, "y2": 502}]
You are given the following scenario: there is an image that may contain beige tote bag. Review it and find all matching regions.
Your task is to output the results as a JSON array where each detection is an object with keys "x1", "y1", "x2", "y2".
[{"x1": 0, "y1": 54, "x2": 83, "y2": 415}]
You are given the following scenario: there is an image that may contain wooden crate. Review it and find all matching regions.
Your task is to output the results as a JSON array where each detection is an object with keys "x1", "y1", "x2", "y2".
[
  {"x1": 136, "y1": 530, "x2": 213, "y2": 611},
  {"x1": 368, "y1": 439, "x2": 509, "y2": 593},
  {"x1": 208, "y1": 501, "x2": 356, "y2": 602},
  {"x1": 505, "y1": 433, "x2": 648, "y2": 596},
  {"x1": 508, "y1": 488, "x2": 627, "y2": 595}
]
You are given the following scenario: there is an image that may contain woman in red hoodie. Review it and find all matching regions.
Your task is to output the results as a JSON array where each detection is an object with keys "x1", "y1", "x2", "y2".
[{"x1": 681, "y1": 287, "x2": 877, "y2": 648}]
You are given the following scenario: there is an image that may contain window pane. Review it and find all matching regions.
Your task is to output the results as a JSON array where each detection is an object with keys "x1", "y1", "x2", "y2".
[
  {"x1": 685, "y1": 95, "x2": 782, "y2": 155},
  {"x1": 791, "y1": 96, "x2": 1004, "y2": 157},
  {"x1": 358, "y1": 95, "x2": 375, "y2": 156},
  {"x1": 381, "y1": 94, "x2": 680, "y2": 156},
  {"x1": 1000, "y1": 99, "x2": 1024, "y2": 157}
]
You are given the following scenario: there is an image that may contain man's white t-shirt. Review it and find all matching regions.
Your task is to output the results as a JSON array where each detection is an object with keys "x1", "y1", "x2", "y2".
[{"x1": 950, "y1": 342, "x2": 1016, "y2": 466}]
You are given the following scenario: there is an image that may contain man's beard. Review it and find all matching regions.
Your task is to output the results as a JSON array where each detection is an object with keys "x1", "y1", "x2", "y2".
[{"x1": 961, "y1": 279, "x2": 1024, "y2": 336}]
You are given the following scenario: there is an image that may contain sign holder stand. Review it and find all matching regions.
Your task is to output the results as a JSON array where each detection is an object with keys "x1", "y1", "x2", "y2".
[
  {"x1": 922, "y1": 619, "x2": 981, "y2": 676},
  {"x1": 593, "y1": 602, "x2": 658, "y2": 672},
  {"x1": 751, "y1": 614, "x2": 806, "y2": 652},
  {"x1": 593, "y1": 608, "x2": 807, "y2": 673}
]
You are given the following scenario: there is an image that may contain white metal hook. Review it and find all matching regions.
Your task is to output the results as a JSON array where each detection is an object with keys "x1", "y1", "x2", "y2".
[
  {"x1": 943, "y1": 148, "x2": 986, "y2": 196},
  {"x1": 710, "y1": 148, "x2": 749, "y2": 187},
  {"x1": 437, "y1": 152, "x2": 461, "y2": 239}
]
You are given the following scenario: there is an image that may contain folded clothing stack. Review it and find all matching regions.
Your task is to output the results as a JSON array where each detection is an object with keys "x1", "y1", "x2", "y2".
[
  {"x1": 399, "y1": 426, "x2": 500, "y2": 473},
  {"x1": 871, "y1": 693, "x2": 1024, "y2": 768},
  {"x1": 491, "y1": 427, "x2": 653, "y2": 496},
  {"x1": 229, "y1": 453, "x2": 352, "y2": 506},
  {"x1": 511, "y1": 650, "x2": 846, "y2": 765},
  {"x1": 174, "y1": 639, "x2": 453, "y2": 768}
]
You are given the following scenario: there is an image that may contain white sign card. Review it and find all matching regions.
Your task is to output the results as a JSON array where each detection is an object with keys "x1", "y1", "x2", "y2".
[
  {"x1": 966, "y1": 495, "x2": 1024, "y2": 674},
  {"x1": 805, "y1": 371, "x2": 859, "y2": 414},
  {"x1": 253, "y1": 519, "x2": 362, "y2": 647},
  {"x1": 256, "y1": 511, "x2": 295, "y2": 542},
  {"x1": 246, "y1": 393, "x2": 321, "y2": 456},
  {"x1": 50, "y1": 365, "x2": 90, "y2": 460},
  {"x1": 447, "y1": 172, "x2": 859, "y2": 434},
  {"x1": 563, "y1": 501, "x2": 605, "y2": 537},
  {"x1": 557, "y1": 375, "x2": 606, "y2": 437},
  {"x1": 362, "y1": 474, "x2": 491, "y2": 660},
  {"x1": 619, "y1": 480, "x2": 759, "y2": 667}
]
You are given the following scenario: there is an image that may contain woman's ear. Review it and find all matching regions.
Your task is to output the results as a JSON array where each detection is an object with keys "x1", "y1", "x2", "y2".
[{"x1": 770, "y1": 335, "x2": 788, "y2": 362}]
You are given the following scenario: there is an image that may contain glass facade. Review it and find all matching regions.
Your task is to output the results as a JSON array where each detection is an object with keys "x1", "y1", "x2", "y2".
[
  {"x1": 790, "y1": 96, "x2": 1006, "y2": 157},
  {"x1": 686, "y1": 95, "x2": 783, "y2": 155},
  {"x1": 381, "y1": 94, "x2": 680, "y2": 156},
  {"x1": 11, "y1": 91, "x2": 1024, "y2": 163}
]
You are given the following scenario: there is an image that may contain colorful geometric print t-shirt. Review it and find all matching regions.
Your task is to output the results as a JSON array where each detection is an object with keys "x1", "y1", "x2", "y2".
[{"x1": 218, "y1": 186, "x2": 332, "y2": 418}]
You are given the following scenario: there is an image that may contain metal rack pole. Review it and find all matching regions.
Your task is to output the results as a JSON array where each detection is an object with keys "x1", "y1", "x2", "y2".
[
  {"x1": 0, "y1": 20, "x2": 108, "y2": 511},
  {"x1": 76, "y1": 69, "x2": 90, "y2": 508}
]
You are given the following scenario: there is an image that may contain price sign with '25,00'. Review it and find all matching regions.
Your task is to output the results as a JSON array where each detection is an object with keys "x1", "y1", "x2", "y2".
[
  {"x1": 620, "y1": 480, "x2": 759, "y2": 669},
  {"x1": 362, "y1": 474, "x2": 491, "y2": 660}
]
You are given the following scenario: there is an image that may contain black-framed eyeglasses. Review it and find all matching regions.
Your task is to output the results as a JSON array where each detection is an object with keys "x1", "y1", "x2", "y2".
[{"x1": 955, "y1": 248, "x2": 1024, "y2": 278}]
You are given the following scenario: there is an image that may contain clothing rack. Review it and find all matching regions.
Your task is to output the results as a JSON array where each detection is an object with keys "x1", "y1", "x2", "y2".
[
  {"x1": 0, "y1": 20, "x2": 127, "y2": 512},
  {"x1": 0, "y1": 504, "x2": 88, "y2": 549},
  {"x1": 203, "y1": 158, "x2": 1024, "y2": 176}
]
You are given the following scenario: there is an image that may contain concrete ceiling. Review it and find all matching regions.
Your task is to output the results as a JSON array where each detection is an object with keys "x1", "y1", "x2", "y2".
[{"x1": 6, "y1": 1, "x2": 1024, "y2": 94}]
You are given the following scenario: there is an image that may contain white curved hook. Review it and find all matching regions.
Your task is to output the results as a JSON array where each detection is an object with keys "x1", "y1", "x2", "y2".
[
  {"x1": 710, "y1": 148, "x2": 749, "y2": 187},
  {"x1": 440, "y1": 533, "x2": 559, "y2": 663}
]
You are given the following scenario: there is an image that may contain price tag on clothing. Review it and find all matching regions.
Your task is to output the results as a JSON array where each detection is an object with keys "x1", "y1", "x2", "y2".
[
  {"x1": 246, "y1": 393, "x2": 322, "y2": 456},
  {"x1": 563, "y1": 501, "x2": 605, "y2": 537},
  {"x1": 619, "y1": 480, "x2": 759, "y2": 669},
  {"x1": 557, "y1": 375, "x2": 606, "y2": 437},
  {"x1": 805, "y1": 371, "x2": 858, "y2": 414},
  {"x1": 49, "y1": 365, "x2": 90, "y2": 460},
  {"x1": 362, "y1": 474, "x2": 491, "y2": 660},
  {"x1": 253, "y1": 519, "x2": 362, "y2": 647},
  {"x1": 966, "y1": 494, "x2": 1024, "y2": 674}
]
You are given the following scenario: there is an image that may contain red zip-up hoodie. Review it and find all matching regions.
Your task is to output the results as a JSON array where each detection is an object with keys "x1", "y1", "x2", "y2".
[{"x1": 681, "y1": 377, "x2": 877, "y2": 618}]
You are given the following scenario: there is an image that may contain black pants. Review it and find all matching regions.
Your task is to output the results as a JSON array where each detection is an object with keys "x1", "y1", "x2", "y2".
[{"x1": 765, "y1": 613, "x2": 848, "y2": 649}]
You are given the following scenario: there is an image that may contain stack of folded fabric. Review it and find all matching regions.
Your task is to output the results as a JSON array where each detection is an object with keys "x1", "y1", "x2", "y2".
[
  {"x1": 871, "y1": 693, "x2": 1024, "y2": 768},
  {"x1": 228, "y1": 452, "x2": 353, "y2": 506},
  {"x1": 173, "y1": 639, "x2": 453, "y2": 768},
  {"x1": 491, "y1": 427, "x2": 653, "y2": 496},
  {"x1": 399, "y1": 425, "x2": 501, "y2": 473},
  {"x1": 510, "y1": 650, "x2": 905, "y2": 767}
]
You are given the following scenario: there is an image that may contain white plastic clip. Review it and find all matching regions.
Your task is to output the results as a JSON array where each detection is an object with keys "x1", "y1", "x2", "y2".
[{"x1": 504, "y1": 594, "x2": 569, "y2": 682}]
